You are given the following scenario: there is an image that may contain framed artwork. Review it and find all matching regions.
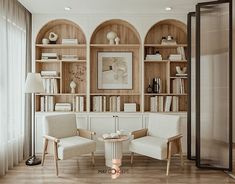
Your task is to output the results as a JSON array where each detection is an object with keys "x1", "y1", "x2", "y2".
[{"x1": 98, "y1": 52, "x2": 133, "y2": 89}]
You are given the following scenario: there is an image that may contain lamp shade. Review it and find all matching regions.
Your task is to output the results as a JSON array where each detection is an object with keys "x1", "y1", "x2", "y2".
[{"x1": 25, "y1": 73, "x2": 44, "y2": 93}]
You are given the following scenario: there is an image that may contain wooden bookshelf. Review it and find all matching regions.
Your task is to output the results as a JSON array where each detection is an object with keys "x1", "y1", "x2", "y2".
[
  {"x1": 144, "y1": 19, "x2": 188, "y2": 112},
  {"x1": 35, "y1": 19, "x2": 87, "y2": 112},
  {"x1": 90, "y1": 19, "x2": 141, "y2": 112}
]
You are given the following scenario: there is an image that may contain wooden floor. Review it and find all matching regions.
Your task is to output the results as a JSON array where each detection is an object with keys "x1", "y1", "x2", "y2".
[{"x1": 0, "y1": 155, "x2": 235, "y2": 184}]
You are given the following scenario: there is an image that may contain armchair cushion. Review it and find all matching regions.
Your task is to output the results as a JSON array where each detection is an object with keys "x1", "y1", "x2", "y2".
[
  {"x1": 44, "y1": 114, "x2": 77, "y2": 139},
  {"x1": 129, "y1": 136, "x2": 168, "y2": 160},
  {"x1": 148, "y1": 113, "x2": 180, "y2": 139},
  {"x1": 58, "y1": 136, "x2": 96, "y2": 160}
]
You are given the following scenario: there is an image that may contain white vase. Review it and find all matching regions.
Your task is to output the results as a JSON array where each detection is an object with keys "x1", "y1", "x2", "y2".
[
  {"x1": 115, "y1": 37, "x2": 120, "y2": 45},
  {"x1": 107, "y1": 31, "x2": 117, "y2": 45},
  {"x1": 42, "y1": 38, "x2": 49, "y2": 44},
  {"x1": 70, "y1": 81, "x2": 76, "y2": 94}
]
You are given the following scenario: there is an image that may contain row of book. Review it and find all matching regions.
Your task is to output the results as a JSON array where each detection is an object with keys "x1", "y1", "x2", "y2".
[
  {"x1": 73, "y1": 96, "x2": 85, "y2": 112},
  {"x1": 40, "y1": 96, "x2": 84, "y2": 112},
  {"x1": 172, "y1": 79, "x2": 185, "y2": 94},
  {"x1": 40, "y1": 96, "x2": 55, "y2": 112},
  {"x1": 150, "y1": 96, "x2": 179, "y2": 112},
  {"x1": 92, "y1": 96, "x2": 121, "y2": 112},
  {"x1": 42, "y1": 78, "x2": 59, "y2": 94}
]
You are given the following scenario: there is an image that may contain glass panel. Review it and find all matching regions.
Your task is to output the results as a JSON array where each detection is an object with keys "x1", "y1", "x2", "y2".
[
  {"x1": 199, "y1": 2, "x2": 230, "y2": 168},
  {"x1": 190, "y1": 14, "x2": 196, "y2": 158}
]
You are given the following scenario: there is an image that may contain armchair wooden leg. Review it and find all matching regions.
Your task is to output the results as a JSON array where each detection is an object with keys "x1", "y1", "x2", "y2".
[
  {"x1": 41, "y1": 139, "x2": 48, "y2": 166},
  {"x1": 166, "y1": 142, "x2": 172, "y2": 176},
  {"x1": 91, "y1": 152, "x2": 95, "y2": 166},
  {"x1": 131, "y1": 152, "x2": 134, "y2": 165},
  {"x1": 179, "y1": 141, "x2": 184, "y2": 168},
  {"x1": 53, "y1": 142, "x2": 59, "y2": 176}
]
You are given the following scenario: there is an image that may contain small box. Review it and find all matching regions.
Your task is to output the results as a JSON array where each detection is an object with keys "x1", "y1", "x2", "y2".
[{"x1": 124, "y1": 103, "x2": 136, "y2": 112}]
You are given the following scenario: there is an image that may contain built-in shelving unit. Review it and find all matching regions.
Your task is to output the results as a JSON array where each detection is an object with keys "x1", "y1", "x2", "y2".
[
  {"x1": 89, "y1": 19, "x2": 141, "y2": 112},
  {"x1": 144, "y1": 19, "x2": 188, "y2": 112},
  {"x1": 35, "y1": 19, "x2": 87, "y2": 112}
]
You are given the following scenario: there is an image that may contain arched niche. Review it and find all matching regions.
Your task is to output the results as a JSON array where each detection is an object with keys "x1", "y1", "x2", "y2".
[
  {"x1": 36, "y1": 19, "x2": 86, "y2": 44},
  {"x1": 145, "y1": 19, "x2": 187, "y2": 44},
  {"x1": 90, "y1": 19, "x2": 140, "y2": 44}
]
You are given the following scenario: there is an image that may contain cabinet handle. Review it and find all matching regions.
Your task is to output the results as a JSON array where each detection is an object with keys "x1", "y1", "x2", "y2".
[{"x1": 113, "y1": 115, "x2": 115, "y2": 117}]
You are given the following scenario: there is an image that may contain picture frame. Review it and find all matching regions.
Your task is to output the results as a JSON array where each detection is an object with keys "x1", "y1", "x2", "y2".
[{"x1": 98, "y1": 51, "x2": 133, "y2": 89}]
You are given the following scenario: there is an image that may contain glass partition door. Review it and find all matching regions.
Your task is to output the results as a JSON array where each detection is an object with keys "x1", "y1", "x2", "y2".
[{"x1": 196, "y1": 0, "x2": 232, "y2": 170}]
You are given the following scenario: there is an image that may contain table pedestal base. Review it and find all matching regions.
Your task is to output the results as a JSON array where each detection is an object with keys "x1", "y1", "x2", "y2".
[{"x1": 104, "y1": 141, "x2": 123, "y2": 167}]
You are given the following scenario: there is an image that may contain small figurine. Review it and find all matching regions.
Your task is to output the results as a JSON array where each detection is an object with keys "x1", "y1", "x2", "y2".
[
  {"x1": 115, "y1": 37, "x2": 120, "y2": 45},
  {"x1": 106, "y1": 31, "x2": 117, "y2": 44},
  {"x1": 49, "y1": 32, "x2": 58, "y2": 44},
  {"x1": 70, "y1": 80, "x2": 76, "y2": 94}
]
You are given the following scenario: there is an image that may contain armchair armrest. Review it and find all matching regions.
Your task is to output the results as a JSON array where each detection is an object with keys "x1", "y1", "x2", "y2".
[
  {"x1": 168, "y1": 134, "x2": 183, "y2": 142},
  {"x1": 131, "y1": 128, "x2": 148, "y2": 139},
  {"x1": 44, "y1": 135, "x2": 60, "y2": 143},
  {"x1": 77, "y1": 129, "x2": 96, "y2": 139}
]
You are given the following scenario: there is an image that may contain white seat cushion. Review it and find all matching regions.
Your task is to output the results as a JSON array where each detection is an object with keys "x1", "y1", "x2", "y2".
[
  {"x1": 129, "y1": 136, "x2": 168, "y2": 160},
  {"x1": 58, "y1": 136, "x2": 96, "y2": 160}
]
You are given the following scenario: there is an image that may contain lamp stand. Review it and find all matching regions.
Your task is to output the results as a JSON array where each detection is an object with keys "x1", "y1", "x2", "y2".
[{"x1": 25, "y1": 93, "x2": 41, "y2": 166}]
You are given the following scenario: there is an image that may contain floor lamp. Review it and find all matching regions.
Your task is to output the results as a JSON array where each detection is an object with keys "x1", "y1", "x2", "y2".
[{"x1": 25, "y1": 73, "x2": 44, "y2": 166}]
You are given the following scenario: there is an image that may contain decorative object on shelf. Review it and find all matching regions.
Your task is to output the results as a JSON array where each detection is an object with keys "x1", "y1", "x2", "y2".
[
  {"x1": 124, "y1": 103, "x2": 136, "y2": 112},
  {"x1": 161, "y1": 35, "x2": 177, "y2": 45},
  {"x1": 25, "y1": 73, "x2": 44, "y2": 166},
  {"x1": 114, "y1": 37, "x2": 120, "y2": 45},
  {"x1": 55, "y1": 103, "x2": 72, "y2": 111},
  {"x1": 41, "y1": 53, "x2": 58, "y2": 60},
  {"x1": 106, "y1": 31, "x2": 117, "y2": 44},
  {"x1": 68, "y1": 64, "x2": 86, "y2": 84},
  {"x1": 177, "y1": 47, "x2": 186, "y2": 60},
  {"x1": 61, "y1": 54, "x2": 78, "y2": 61},
  {"x1": 147, "y1": 78, "x2": 152, "y2": 93},
  {"x1": 146, "y1": 51, "x2": 162, "y2": 61},
  {"x1": 169, "y1": 54, "x2": 182, "y2": 61},
  {"x1": 48, "y1": 32, "x2": 58, "y2": 44},
  {"x1": 62, "y1": 38, "x2": 78, "y2": 44},
  {"x1": 42, "y1": 38, "x2": 49, "y2": 44},
  {"x1": 98, "y1": 52, "x2": 132, "y2": 89},
  {"x1": 176, "y1": 66, "x2": 187, "y2": 75},
  {"x1": 152, "y1": 77, "x2": 161, "y2": 93},
  {"x1": 70, "y1": 80, "x2": 77, "y2": 93}
]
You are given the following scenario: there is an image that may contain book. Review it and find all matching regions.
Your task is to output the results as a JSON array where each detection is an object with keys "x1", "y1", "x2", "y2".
[
  {"x1": 158, "y1": 96, "x2": 164, "y2": 112},
  {"x1": 124, "y1": 103, "x2": 136, "y2": 112},
  {"x1": 102, "y1": 133, "x2": 120, "y2": 139},
  {"x1": 62, "y1": 39, "x2": 78, "y2": 44},
  {"x1": 103, "y1": 96, "x2": 106, "y2": 112},
  {"x1": 172, "y1": 96, "x2": 179, "y2": 112},
  {"x1": 116, "y1": 96, "x2": 120, "y2": 112},
  {"x1": 80, "y1": 96, "x2": 84, "y2": 112},
  {"x1": 150, "y1": 97, "x2": 155, "y2": 112},
  {"x1": 40, "y1": 96, "x2": 45, "y2": 112},
  {"x1": 164, "y1": 96, "x2": 172, "y2": 112}
]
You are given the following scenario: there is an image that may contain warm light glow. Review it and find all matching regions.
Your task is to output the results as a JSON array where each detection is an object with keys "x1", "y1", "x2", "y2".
[
  {"x1": 165, "y1": 7, "x2": 172, "y2": 11},
  {"x1": 64, "y1": 7, "x2": 71, "y2": 11}
]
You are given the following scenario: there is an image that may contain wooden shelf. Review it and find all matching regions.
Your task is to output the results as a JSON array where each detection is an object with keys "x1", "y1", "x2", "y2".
[
  {"x1": 170, "y1": 60, "x2": 187, "y2": 63},
  {"x1": 90, "y1": 93, "x2": 140, "y2": 96},
  {"x1": 36, "y1": 60, "x2": 86, "y2": 63},
  {"x1": 41, "y1": 76, "x2": 61, "y2": 79},
  {"x1": 144, "y1": 93, "x2": 188, "y2": 96},
  {"x1": 90, "y1": 44, "x2": 140, "y2": 48},
  {"x1": 144, "y1": 44, "x2": 187, "y2": 48},
  {"x1": 35, "y1": 44, "x2": 86, "y2": 48},
  {"x1": 144, "y1": 111, "x2": 187, "y2": 113},
  {"x1": 36, "y1": 93, "x2": 86, "y2": 96},
  {"x1": 170, "y1": 77, "x2": 188, "y2": 79},
  {"x1": 144, "y1": 60, "x2": 169, "y2": 63}
]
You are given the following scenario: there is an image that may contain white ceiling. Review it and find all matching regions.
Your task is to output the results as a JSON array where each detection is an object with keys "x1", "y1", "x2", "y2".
[{"x1": 18, "y1": 0, "x2": 213, "y2": 14}]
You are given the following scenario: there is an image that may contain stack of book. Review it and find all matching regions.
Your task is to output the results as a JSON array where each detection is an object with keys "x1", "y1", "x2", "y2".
[
  {"x1": 169, "y1": 54, "x2": 182, "y2": 61},
  {"x1": 145, "y1": 54, "x2": 162, "y2": 61},
  {"x1": 62, "y1": 38, "x2": 78, "y2": 44},
  {"x1": 42, "y1": 78, "x2": 58, "y2": 94},
  {"x1": 172, "y1": 79, "x2": 185, "y2": 94},
  {"x1": 55, "y1": 103, "x2": 72, "y2": 112},
  {"x1": 40, "y1": 96, "x2": 54, "y2": 112},
  {"x1": 61, "y1": 55, "x2": 78, "y2": 61},
  {"x1": 41, "y1": 53, "x2": 58, "y2": 60},
  {"x1": 41, "y1": 71, "x2": 58, "y2": 77},
  {"x1": 177, "y1": 47, "x2": 186, "y2": 60},
  {"x1": 74, "y1": 96, "x2": 84, "y2": 112},
  {"x1": 150, "y1": 96, "x2": 179, "y2": 112}
]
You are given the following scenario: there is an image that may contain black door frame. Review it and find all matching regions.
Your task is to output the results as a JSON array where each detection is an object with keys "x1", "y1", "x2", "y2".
[
  {"x1": 187, "y1": 11, "x2": 196, "y2": 161},
  {"x1": 195, "y1": 0, "x2": 232, "y2": 171}
]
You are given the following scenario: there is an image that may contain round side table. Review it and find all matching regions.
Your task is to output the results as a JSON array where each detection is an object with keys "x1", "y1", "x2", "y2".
[{"x1": 98, "y1": 135, "x2": 129, "y2": 168}]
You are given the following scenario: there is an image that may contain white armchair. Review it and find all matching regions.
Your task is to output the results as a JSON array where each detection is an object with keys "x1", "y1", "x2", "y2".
[
  {"x1": 41, "y1": 114, "x2": 96, "y2": 176},
  {"x1": 129, "y1": 114, "x2": 183, "y2": 175}
]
